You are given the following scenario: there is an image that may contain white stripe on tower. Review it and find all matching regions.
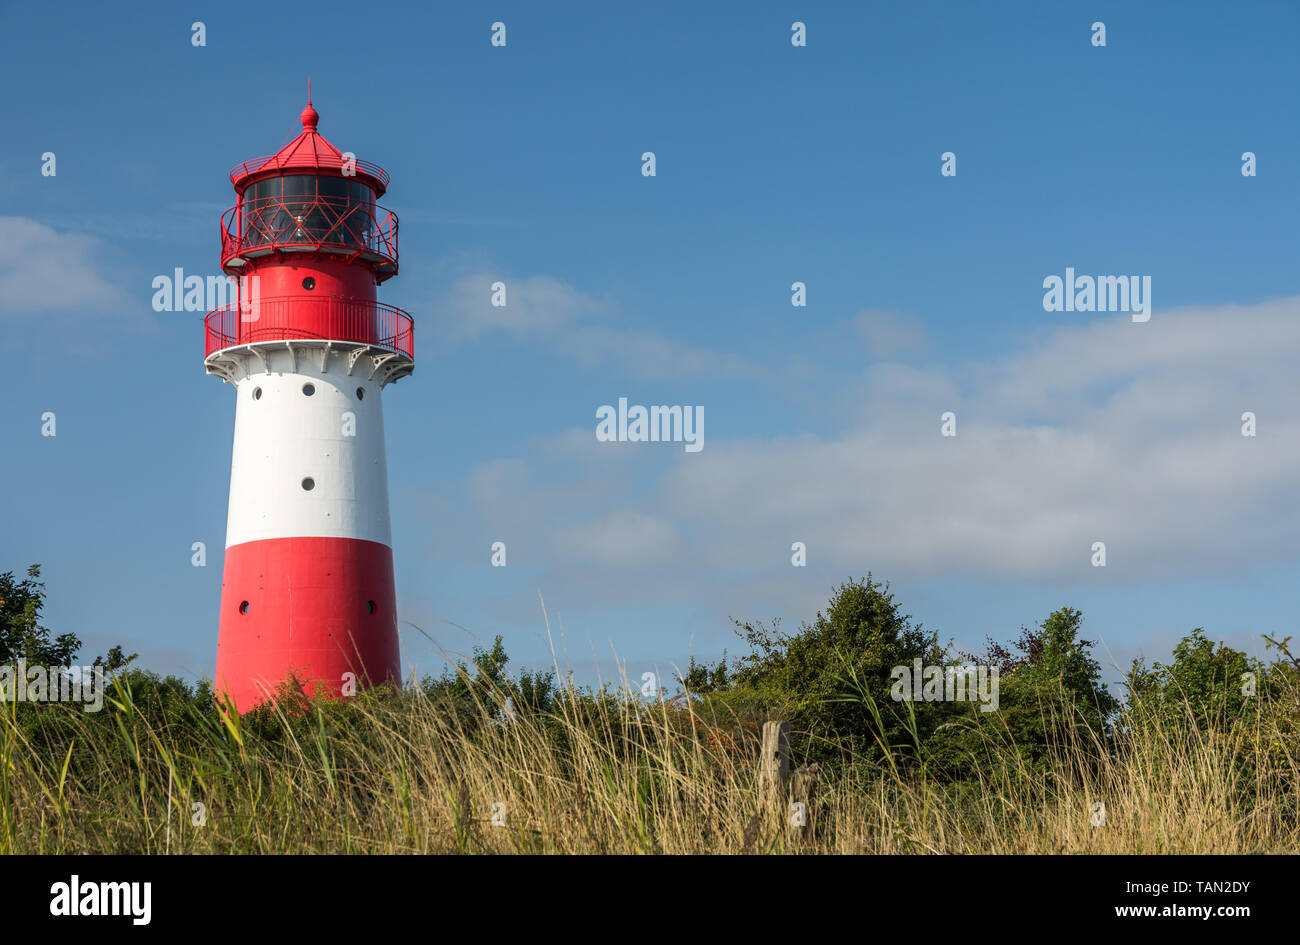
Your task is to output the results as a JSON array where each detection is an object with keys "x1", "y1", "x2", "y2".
[{"x1": 226, "y1": 361, "x2": 391, "y2": 548}]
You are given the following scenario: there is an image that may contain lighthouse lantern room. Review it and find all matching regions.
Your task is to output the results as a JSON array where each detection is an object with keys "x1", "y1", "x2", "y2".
[{"x1": 204, "y1": 95, "x2": 412, "y2": 711}]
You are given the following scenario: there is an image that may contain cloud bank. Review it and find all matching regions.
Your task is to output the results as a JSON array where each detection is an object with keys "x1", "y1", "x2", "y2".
[{"x1": 445, "y1": 295, "x2": 1300, "y2": 602}]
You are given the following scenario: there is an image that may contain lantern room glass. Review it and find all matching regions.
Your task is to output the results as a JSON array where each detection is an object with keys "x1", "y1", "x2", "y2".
[{"x1": 240, "y1": 174, "x2": 376, "y2": 250}]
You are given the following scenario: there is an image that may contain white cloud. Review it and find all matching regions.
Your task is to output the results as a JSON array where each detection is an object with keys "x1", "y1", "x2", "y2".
[
  {"x1": 0, "y1": 216, "x2": 129, "y2": 316},
  {"x1": 432, "y1": 271, "x2": 760, "y2": 381},
  {"x1": 851, "y1": 308, "x2": 929, "y2": 357},
  {"x1": 451, "y1": 295, "x2": 1300, "y2": 591},
  {"x1": 439, "y1": 273, "x2": 607, "y2": 342},
  {"x1": 554, "y1": 510, "x2": 682, "y2": 567}
]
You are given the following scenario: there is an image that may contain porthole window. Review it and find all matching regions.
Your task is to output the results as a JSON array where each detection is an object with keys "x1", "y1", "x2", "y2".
[
  {"x1": 239, "y1": 601, "x2": 250, "y2": 615},
  {"x1": 302, "y1": 277, "x2": 316, "y2": 290},
  {"x1": 252, "y1": 387, "x2": 262, "y2": 400},
  {"x1": 356, "y1": 387, "x2": 365, "y2": 400},
  {"x1": 366, "y1": 600, "x2": 376, "y2": 614},
  {"x1": 301, "y1": 477, "x2": 315, "y2": 491},
  {"x1": 302, "y1": 383, "x2": 315, "y2": 396}
]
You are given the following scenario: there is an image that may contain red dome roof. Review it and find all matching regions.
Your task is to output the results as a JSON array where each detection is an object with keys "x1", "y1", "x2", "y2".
[{"x1": 228, "y1": 101, "x2": 390, "y2": 196}]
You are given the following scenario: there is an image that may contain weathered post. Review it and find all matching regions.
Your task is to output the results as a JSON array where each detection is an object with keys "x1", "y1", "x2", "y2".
[
  {"x1": 787, "y1": 763, "x2": 821, "y2": 847},
  {"x1": 758, "y1": 720, "x2": 791, "y2": 807}
]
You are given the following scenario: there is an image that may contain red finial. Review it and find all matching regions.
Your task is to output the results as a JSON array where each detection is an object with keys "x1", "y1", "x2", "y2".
[{"x1": 300, "y1": 77, "x2": 318, "y2": 130}]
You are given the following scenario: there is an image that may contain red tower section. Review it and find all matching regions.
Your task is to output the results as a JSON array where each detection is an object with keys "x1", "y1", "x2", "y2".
[{"x1": 205, "y1": 98, "x2": 413, "y2": 711}]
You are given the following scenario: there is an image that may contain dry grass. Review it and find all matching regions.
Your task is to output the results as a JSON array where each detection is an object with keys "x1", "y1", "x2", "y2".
[{"x1": 2, "y1": 668, "x2": 1297, "y2": 854}]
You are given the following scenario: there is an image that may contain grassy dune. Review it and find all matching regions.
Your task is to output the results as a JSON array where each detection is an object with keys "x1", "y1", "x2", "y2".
[{"x1": 2, "y1": 670, "x2": 1296, "y2": 854}]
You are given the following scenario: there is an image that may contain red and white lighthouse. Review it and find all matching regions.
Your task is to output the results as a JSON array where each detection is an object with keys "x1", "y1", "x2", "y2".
[{"x1": 204, "y1": 96, "x2": 412, "y2": 711}]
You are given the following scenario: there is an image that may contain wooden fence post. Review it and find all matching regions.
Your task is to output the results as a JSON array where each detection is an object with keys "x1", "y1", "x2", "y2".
[
  {"x1": 758, "y1": 720, "x2": 791, "y2": 807},
  {"x1": 787, "y1": 764, "x2": 821, "y2": 847}
]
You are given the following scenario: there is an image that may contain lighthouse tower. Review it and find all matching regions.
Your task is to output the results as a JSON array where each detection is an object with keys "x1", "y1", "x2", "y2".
[{"x1": 204, "y1": 96, "x2": 412, "y2": 711}]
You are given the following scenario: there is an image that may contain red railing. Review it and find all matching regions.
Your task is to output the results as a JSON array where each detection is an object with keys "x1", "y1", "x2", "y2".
[
  {"x1": 204, "y1": 296, "x2": 414, "y2": 360},
  {"x1": 220, "y1": 197, "x2": 399, "y2": 279},
  {"x1": 230, "y1": 155, "x2": 390, "y2": 191}
]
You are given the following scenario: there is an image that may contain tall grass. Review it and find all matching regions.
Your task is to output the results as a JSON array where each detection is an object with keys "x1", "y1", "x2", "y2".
[{"x1": 1, "y1": 667, "x2": 1296, "y2": 853}]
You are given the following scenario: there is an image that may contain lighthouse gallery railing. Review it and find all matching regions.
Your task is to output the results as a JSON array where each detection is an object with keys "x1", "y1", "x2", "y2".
[
  {"x1": 204, "y1": 297, "x2": 414, "y2": 359},
  {"x1": 220, "y1": 197, "x2": 398, "y2": 274}
]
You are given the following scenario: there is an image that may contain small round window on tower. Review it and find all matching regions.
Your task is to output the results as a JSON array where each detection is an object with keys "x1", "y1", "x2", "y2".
[
  {"x1": 239, "y1": 601, "x2": 250, "y2": 615},
  {"x1": 302, "y1": 477, "x2": 315, "y2": 491},
  {"x1": 302, "y1": 277, "x2": 316, "y2": 290},
  {"x1": 252, "y1": 387, "x2": 262, "y2": 400},
  {"x1": 356, "y1": 387, "x2": 365, "y2": 400},
  {"x1": 302, "y1": 383, "x2": 315, "y2": 396},
  {"x1": 367, "y1": 600, "x2": 376, "y2": 614}
]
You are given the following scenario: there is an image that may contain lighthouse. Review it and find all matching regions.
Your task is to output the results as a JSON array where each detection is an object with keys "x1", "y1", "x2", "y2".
[{"x1": 203, "y1": 96, "x2": 412, "y2": 711}]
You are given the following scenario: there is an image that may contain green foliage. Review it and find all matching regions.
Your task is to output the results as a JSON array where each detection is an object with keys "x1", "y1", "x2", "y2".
[
  {"x1": 1119, "y1": 630, "x2": 1300, "y2": 795},
  {"x1": 0, "y1": 564, "x2": 137, "y2": 669},
  {"x1": 943, "y1": 607, "x2": 1120, "y2": 769},
  {"x1": 685, "y1": 588, "x2": 1122, "y2": 775},
  {"x1": 9, "y1": 667, "x2": 225, "y2": 779},
  {"x1": 94, "y1": 645, "x2": 139, "y2": 673},
  {"x1": 0, "y1": 566, "x2": 82, "y2": 666},
  {"x1": 420, "y1": 635, "x2": 558, "y2": 723},
  {"x1": 685, "y1": 576, "x2": 948, "y2": 764},
  {"x1": 1125, "y1": 628, "x2": 1265, "y2": 733},
  {"x1": 1027, "y1": 608, "x2": 1119, "y2": 720}
]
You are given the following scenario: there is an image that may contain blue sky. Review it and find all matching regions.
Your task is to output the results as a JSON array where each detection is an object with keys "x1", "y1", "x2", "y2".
[{"x1": 2, "y1": 0, "x2": 1298, "y2": 691}]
